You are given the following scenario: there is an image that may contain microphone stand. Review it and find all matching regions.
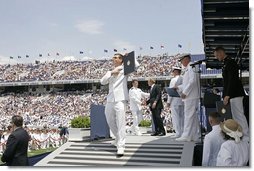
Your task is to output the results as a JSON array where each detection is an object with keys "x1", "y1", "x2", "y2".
[{"x1": 191, "y1": 61, "x2": 204, "y2": 144}]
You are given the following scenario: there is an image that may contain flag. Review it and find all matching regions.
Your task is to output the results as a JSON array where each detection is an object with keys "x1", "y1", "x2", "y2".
[
  {"x1": 48, "y1": 53, "x2": 50, "y2": 56},
  {"x1": 39, "y1": 54, "x2": 42, "y2": 57},
  {"x1": 26, "y1": 55, "x2": 29, "y2": 58},
  {"x1": 10, "y1": 56, "x2": 13, "y2": 59},
  {"x1": 104, "y1": 49, "x2": 108, "y2": 53},
  {"x1": 161, "y1": 45, "x2": 164, "y2": 49},
  {"x1": 178, "y1": 44, "x2": 182, "y2": 48},
  {"x1": 139, "y1": 47, "x2": 143, "y2": 50},
  {"x1": 150, "y1": 46, "x2": 154, "y2": 49},
  {"x1": 56, "y1": 53, "x2": 59, "y2": 56},
  {"x1": 113, "y1": 49, "x2": 117, "y2": 52},
  {"x1": 18, "y1": 56, "x2": 21, "y2": 58},
  {"x1": 80, "y1": 51, "x2": 84, "y2": 54}
]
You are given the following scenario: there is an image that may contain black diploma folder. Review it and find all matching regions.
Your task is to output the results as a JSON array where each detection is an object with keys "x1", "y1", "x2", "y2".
[
  {"x1": 216, "y1": 101, "x2": 232, "y2": 120},
  {"x1": 123, "y1": 51, "x2": 135, "y2": 75},
  {"x1": 166, "y1": 87, "x2": 180, "y2": 97}
]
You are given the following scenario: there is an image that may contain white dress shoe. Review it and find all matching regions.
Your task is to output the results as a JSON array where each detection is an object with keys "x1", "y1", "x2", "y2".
[
  {"x1": 111, "y1": 140, "x2": 117, "y2": 146},
  {"x1": 117, "y1": 148, "x2": 125, "y2": 156},
  {"x1": 175, "y1": 137, "x2": 191, "y2": 142}
]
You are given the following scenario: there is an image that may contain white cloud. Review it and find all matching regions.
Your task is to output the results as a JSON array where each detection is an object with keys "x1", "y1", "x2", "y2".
[
  {"x1": 113, "y1": 40, "x2": 136, "y2": 53},
  {"x1": 75, "y1": 20, "x2": 104, "y2": 34}
]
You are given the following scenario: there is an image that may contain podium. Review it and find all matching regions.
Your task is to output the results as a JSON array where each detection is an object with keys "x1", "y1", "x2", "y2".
[
  {"x1": 90, "y1": 104, "x2": 110, "y2": 140},
  {"x1": 203, "y1": 92, "x2": 221, "y2": 132}
]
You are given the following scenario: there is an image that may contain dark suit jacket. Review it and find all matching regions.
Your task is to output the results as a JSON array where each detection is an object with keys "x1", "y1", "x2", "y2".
[
  {"x1": 222, "y1": 57, "x2": 245, "y2": 98},
  {"x1": 1, "y1": 127, "x2": 30, "y2": 166},
  {"x1": 147, "y1": 84, "x2": 163, "y2": 109}
]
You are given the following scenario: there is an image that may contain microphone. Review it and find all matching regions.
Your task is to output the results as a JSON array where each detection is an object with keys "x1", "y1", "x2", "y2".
[{"x1": 190, "y1": 59, "x2": 208, "y2": 67}]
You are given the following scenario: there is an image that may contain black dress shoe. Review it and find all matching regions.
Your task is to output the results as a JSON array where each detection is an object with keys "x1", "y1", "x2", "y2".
[
  {"x1": 157, "y1": 132, "x2": 166, "y2": 136},
  {"x1": 151, "y1": 132, "x2": 158, "y2": 136}
]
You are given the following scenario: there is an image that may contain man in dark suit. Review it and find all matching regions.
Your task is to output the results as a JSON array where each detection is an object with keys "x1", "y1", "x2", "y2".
[
  {"x1": 1, "y1": 115, "x2": 30, "y2": 166},
  {"x1": 146, "y1": 78, "x2": 166, "y2": 136},
  {"x1": 214, "y1": 46, "x2": 249, "y2": 140}
]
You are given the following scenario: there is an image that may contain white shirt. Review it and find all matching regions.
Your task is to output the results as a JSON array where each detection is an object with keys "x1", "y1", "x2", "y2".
[
  {"x1": 202, "y1": 125, "x2": 225, "y2": 166},
  {"x1": 100, "y1": 65, "x2": 128, "y2": 102},
  {"x1": 41, "y1": 132, "x2": 49, "y2": 141},
  {"x1": 167, "y1": 75, "x2": 183, "y2": 106},
  {"x1": 150, "y1": 84, "x2": 155, "y2": 92},
  {"x1": 129, "y1": 87, "x2": 149, "y2": 111},
  {"x1": 216, "y1": 140, "x2": 249, "y2": 166},
  {"x1": 101, "y1": 59, "x2": 139, "y2": 103},
  {"x1": 178, "y1": 63, "x2": 200, "y2": 100},
  {"x1": 34, "y1": 133, "x2": 42, "y2": 141}
]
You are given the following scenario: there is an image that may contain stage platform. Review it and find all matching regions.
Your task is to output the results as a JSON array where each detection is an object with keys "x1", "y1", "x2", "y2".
[{"x1": 35, "y1": 134, "x2": 196, "y2": 167}]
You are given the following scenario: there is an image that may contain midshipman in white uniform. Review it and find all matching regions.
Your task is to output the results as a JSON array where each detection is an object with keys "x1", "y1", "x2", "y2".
[
  {"x1": 129, "y1": 79, "x2": 149, "y2": 135},
  {"x1": 167, "y1": 66, "x2": 184, "y2": 138},
  {"x1": 100, "y1": 53, "x2": 139, "y2": 156}
]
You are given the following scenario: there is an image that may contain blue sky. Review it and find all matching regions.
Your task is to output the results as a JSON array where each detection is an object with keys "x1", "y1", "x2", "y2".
[{"x1": 0, "y1": 0, "x2": 204, "y2": 64}]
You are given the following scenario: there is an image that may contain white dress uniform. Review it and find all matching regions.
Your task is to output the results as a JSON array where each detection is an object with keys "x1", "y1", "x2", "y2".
[
  {"x1": 202, "y1": 125, "x2": 225, "y2": 166},
  {"x1": 177, "y1": 63, "x2": 200, "y2": 141},
  {"x1": 41, "y1": 132, "x2": 49, "y2": 149},
  {"x1": 168, "y1": 75, "x2": 184, "y2": 137},
  {"x1": 216, "y1": 140, "x2": 249, "y2": 166},
  {"x1": 129, "y1": 87, "x2": 150, "y2": 135},
  {"x1": 101, "y1": 60, "x2": 139, "y2": 150}
]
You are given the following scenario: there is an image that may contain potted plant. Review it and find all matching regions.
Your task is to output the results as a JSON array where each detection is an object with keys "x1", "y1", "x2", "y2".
[
  {"x1": 139, "y1": 119, "x2": 152, "y2": 134},
  {"x1": 68, "y1": 115, "x2": 91, "y2": 141}
]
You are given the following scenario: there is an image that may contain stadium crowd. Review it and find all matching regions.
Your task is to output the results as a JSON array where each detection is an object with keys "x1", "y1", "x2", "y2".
[{"x1": 0, "y1": 54, "x2": 181, "y2": 82}]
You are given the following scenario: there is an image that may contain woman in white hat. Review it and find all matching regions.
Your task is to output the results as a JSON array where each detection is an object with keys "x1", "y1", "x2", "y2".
[{"x1": 216, "y1": 119, "x2": 249, "y2": 166}]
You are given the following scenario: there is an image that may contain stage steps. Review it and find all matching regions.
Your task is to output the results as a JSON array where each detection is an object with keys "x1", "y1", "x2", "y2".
[{"x1": 35, "y1": 134, "x2": 195, "y2": 166}]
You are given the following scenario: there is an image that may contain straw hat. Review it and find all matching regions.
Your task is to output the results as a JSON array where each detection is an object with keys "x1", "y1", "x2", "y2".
[{"x1": 220, "y1": 119, "x2": 243, "y2": 143}]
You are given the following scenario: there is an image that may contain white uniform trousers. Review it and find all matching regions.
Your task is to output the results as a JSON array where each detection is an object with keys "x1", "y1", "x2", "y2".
[
  {"x1": 131, "y1": 109, "x2": 143, "y2": 133},
  {"x1": 171, "y1": 105, "x2": 184, "y2": 137},
  {"x1": 230, "y1": 96, "x2": 249, "y2": 140},
  {"x1": 105, "y1": 101, "x2": 126, "y2": 149},
  {"x1": 181, "y1": 98, "x2": 200, "y2": 140}
]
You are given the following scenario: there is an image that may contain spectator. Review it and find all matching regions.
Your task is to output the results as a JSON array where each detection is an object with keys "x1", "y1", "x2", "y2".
[
  {"x1": 1, "y1": 115, "x2": 30, "y2": 166},
  {"x1": 216, "y1": 119, "x2": 249, "y2": 166},
  {"x1": 202, "y1": 112, "x2": 225, "y2": 166}
]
